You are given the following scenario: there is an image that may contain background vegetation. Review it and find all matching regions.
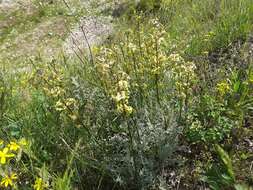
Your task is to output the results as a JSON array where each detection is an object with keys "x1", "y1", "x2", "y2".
[{"x1": 0, "y1": 0, "x2": 253, "y2": 189}]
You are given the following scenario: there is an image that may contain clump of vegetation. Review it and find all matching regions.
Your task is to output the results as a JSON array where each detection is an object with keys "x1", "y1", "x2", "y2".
[{"x1": 0, "y1": 0, "x2": 253, "y2": 189}]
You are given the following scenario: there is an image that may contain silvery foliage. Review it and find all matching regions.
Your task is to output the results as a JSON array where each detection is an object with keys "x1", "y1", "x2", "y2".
[{"x1": 104, "y1": 103, "x2": 180, "y2": 189}]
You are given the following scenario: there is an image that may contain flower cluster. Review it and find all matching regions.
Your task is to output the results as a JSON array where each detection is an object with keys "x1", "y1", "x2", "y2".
[
  {"x1": 0, "y1": 139, "x2": 27, "y2": 188},
  {"x1": 216, "y1": 81, "x2": 230, "y2": 96},
  {"x1": 32, "y1": 63, "x2": 80, "y2": 123},
  {"x1": 33, "y1": 177, "x2": 48, "y2": 190},
  {"x1": 111, "y1": 75, "x2": 133, "y2": 115},
  {"x1": 146, "y1": 19, "x2": 168, "y2": 76},
  {"x1": 1, "y1": 173, "x2": 18, "y2": 188},
  {"x1": 94, "y1": 18, "x2": 199, "y2": 114},
  {"x1": 95, "y1": 47, "x2": 134, "y2": 115},
  {"x1": 94, "y1": 18, "x2": 170, "y2": 108},
  {"x1": 169, "y1": 53, "x2": 197, "y2": 99}
]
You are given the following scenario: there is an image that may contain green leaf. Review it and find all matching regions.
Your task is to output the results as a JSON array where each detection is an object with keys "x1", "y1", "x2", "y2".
[
  {"x1": 215, "y1": 144, "x2": 235, "y2": 181},
  {"x1": 234, "y1": 184, "x2": 253, "y2": 190},
  {"x1": 233, "y1": 81, "x2": 241, "y2": 93}
]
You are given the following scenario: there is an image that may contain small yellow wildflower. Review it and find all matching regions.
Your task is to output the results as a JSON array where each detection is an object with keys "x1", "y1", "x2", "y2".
[
  {"x1": 0, "y1": 148, "x2": 15, "y2": 164},
  {"x1": 202, "y1": 51, "x2": 209, "y2": 55},
  {"x1": 116, "y1": 104, "x2": 133, "y2": 115},
  {"x1": 112, "y1": 91, "x2": 127, "y2": 103},
  {"x1": 168, "y1": 53, "x2": 183, "y2": 62},
  {"x1": 118, "y1": 80, "x2": 128, "y2": 90},
  {"x1": 50, "y1": 87, "x2": 64, "y2": 97},
  {"x1": 124, "y1": 104, "x2": 133, "y2": 115},
  {"x1": 0, "y1": 173, "x2": 17, "y2": 188},
  {"x1": 8, "y1": 141, "x2": 20, "y2": 151},
  {"x1": 216, "y1": 81, "x2": 230, "y2": 96},
  {"x1": 0, "y1": 140, "x2": 3, "y2": 146},
  {"x1": 65, "y1": 98, "x2": 77, "y2": 106},
  {"x1": 33, "y1": 177, "x2": 46, "y2": 190},
  {"x1": 55, "y1": 100, "x2": 66, "y2": 111}
]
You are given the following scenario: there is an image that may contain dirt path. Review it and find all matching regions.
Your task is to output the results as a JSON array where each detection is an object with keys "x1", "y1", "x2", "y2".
[
  {"x1": 63, "y1": 15, "x2": 113, "y2": 55},
  {"x1": 0, "y1": 17, "x2": 67, "y2": 59},
  {"x1": 0, "y1": 0, "x2": 115, "y2": 67},
  {"x1": 63, "y1": 0, "x2": 114, "y2": 55}
]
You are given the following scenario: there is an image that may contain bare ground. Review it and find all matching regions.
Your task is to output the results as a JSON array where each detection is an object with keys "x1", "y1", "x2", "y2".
[
  {"x1": 63, "y1": 15, "x2": 113, "y2": 55},
  {"x1": 0, "y1": 0, "x2": 114, "y2": 65}
]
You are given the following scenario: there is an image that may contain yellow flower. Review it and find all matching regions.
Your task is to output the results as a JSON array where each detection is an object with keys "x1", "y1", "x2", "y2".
[
  {"x1": 33, "y1": 177, "x2": 47, "y2": 190},
  {"x1": 118, "y1": 80, "x2": 128, "y2": 90},
  {"x1": 1, "y1": 173, "x2": 17, "y2": 187},
  {"x1": 50, "y1": 87, "x2": 64, "y2": 97},
  {"x1": 124, "y1": 104, "x2": 133, "y2": 115},
  {"x1": 0, "y1": 148, "x2": 15, "y2": 164},
  {"x1": 168, "y1": 53, "x2": 183, "y2": 62},
  {"x1": 202, "y1": 51, "x2": 209, "y2": 55},
  {"x1": 8, "y1": 141, "x2": 20, "y2": 151},
  {"x1": 65, "y1": 98, "x2": 76, "y2": 106},
  {"x1": 216, "y1": 81, "x2": 230, "y2": 96},
  {"x1": 112, "y1": 91, "x2": 127, "y2": 103},
  {"x1": 0, "y1": 140, "x2": 3, "y2": 146},
  {"x1": 55, "y1": 100, "x2": 66, "y2": 111},
  {"x1": 116, "y1": 104, "x2": 133, "y2": 115}
]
